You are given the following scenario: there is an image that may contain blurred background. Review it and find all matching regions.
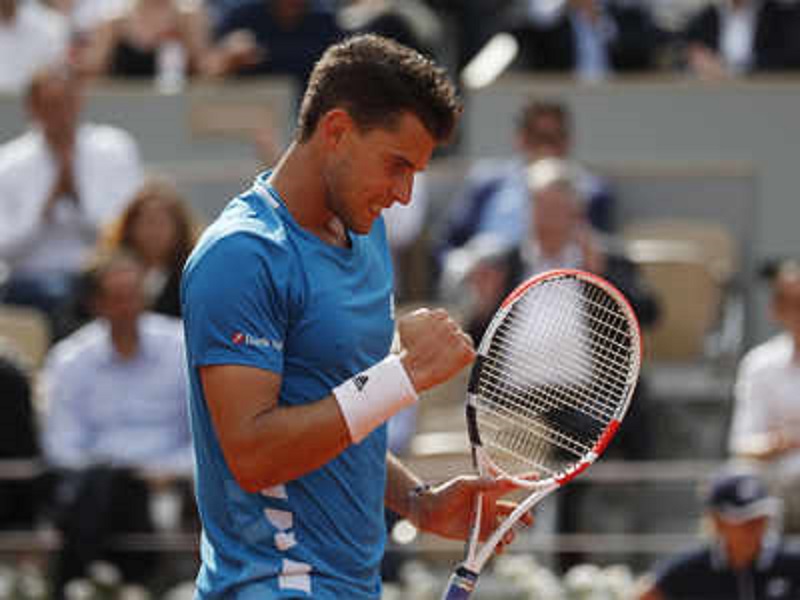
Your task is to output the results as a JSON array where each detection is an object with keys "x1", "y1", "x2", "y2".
[{"x1": 2, "y1": 0, "x2": 800, "y2": 597}]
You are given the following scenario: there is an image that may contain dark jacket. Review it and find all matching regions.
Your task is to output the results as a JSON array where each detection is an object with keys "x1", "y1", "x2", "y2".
[
  {"x1": 509, "y1": 3, "x2": 663, "y2": 73},
  {"x1": 684, "y1": 1, "x2": 800, "y2": 71}
]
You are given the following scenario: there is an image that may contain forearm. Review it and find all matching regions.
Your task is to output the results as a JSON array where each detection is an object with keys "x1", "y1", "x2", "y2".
[{"x1": 385, "y1": 453, "x2": 426, "y2": 525}]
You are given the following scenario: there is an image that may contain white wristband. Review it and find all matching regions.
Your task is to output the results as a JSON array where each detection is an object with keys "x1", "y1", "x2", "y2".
[{"x1": 333, "y1": 354, "x2": 419, "y2": 444}]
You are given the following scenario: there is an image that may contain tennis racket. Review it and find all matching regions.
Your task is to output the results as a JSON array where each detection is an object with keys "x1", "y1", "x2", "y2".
[{"x1": 442, "y1": 268, "x2": 642, "y2": 599}]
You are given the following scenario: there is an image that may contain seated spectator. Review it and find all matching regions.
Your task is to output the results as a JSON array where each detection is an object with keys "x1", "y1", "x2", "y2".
[
  {"x1": 506, "y1": 0, "x2": 664, "y2": 81},
  {"x1": 0, "y1": 339, "x2": 43, "y2": 531},
  {"x1": 97, "y1": 176, "x2": 201, "y2": 318},
  {"x1": 434, "y1": 98, "x2": 616, "y2": 273},
  {"x1": 441, "y1": 157, "x2": 657, "y2": 361},
  {"x1": 206, "y1": 0, "x2": 343, "y2": 89},
  {"x1": 683, "y1": 0, "x2": 800, "y2": 79},
  {"x1": 41, "y1": 252, "x2": 193, "y2": 598},
  {"x1": 0, "y1": 64, "x2": 143, "y2": 338},
  {"x1": 76, "y1": 0, "x2": 212, "y2": 86},
  {"x1": 637, "y1": 469, "x2": 800, "y2": 600},
  {"x1": 440, "y1": 158, "x2": 659, "y2": 571},
  {"x1": 0, "y1": 0, "x2": 69, "y2": 93},
  {"x1": 728, "y1": 258, "x2": 800, "y2": 533}
]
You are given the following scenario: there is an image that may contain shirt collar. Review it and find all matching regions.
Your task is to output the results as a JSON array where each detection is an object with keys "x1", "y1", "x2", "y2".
[{"x1": 95, "y1": 315, "x2": 154, "y2": 365}]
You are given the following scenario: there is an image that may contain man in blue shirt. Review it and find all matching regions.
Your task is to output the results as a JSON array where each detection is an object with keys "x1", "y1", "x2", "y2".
[{"x1": 182, "y1": 34, "x2": 531, "y2": 599}]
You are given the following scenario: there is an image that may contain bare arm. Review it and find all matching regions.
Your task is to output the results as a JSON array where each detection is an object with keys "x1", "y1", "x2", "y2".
[
  {"x1": 200, "y1": 364, "x2": 350, "y2": 492},
  {"x1": 202, "y1": 308, "x2": 474, "y2": 493}
]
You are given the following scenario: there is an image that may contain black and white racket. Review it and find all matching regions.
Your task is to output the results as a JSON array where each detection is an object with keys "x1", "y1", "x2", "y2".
[{"x1": 442, "y1": 269, "x2": 642, "y2": 599}]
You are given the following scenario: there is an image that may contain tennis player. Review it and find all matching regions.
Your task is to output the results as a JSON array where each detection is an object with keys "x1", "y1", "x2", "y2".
[{"x1": 181, "y1": 34, "x2": 530, "y2": 599}]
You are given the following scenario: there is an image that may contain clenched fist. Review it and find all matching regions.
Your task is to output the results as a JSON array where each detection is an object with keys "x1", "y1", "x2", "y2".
[{"x1": 398, "y1": 308, "x2": 475, "y2": 393}]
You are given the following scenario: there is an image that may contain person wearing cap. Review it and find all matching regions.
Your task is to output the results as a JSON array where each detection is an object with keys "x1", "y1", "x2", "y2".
[
  {"x1": 728, "y1": 258, "x2": 800, "y2": 533},
  {"x1": 637, "y1": 470, "x2": 800, "y2": 600}
]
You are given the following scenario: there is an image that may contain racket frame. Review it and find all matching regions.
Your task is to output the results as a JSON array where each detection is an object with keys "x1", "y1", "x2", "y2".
[{"x1": 442, "y1": 268, "x2": 643, "y2": 596}]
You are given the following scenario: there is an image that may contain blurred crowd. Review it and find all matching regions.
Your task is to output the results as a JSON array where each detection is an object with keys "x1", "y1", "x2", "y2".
[
  {"x1": 3, "y1": 0, "x2": 800, "y2": 97},
  {"x1": 2, "y1": 0, "x2": 800, "y2": 597}
]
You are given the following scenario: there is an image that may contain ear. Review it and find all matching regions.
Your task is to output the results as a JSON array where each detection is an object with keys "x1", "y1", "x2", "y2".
[{"x1": 317, "y1": 108, "x2": 354, "y2": 151}]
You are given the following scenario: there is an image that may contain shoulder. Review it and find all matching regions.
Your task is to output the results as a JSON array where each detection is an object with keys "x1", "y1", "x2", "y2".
[
  {"x1": 140, "y1": 313, "x2": 184, "y2": 341},
  {"x1": 183, "y1": 195, "x2": 295, "y2": 291},
  {"x1": 216, "y1": 0, "x2": 263, "y2": 27},
  {"x1": 0, "y1": 132, "x2": 41, "y2": 172},
  {"x1": 738, "y1": 334, "x2": 793, "y2": 376},
  {"x1": 80, "y1": 124, "x2": 139, "y2": 152},
  {"x1": 685, "y1": 5, "x2": 719, "y2": 32},
  {"x1": 45, "y1": 321, "x2": 107, "y2": 370},
  {"x1": 655, "y1": 545, "x2": 712, "y2": 582},
  {"x1": 20, "y1": 1, "x2": 68, "y2": 37}
]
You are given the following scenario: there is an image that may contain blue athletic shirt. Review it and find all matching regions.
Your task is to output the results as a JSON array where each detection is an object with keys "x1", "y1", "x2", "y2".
[{"x1": 181, "y1": 172, "x2": 396, "y2": 599}]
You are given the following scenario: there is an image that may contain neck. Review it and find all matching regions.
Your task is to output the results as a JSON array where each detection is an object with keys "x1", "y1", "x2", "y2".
[
  {"x1": 268, "y1": 142, "x2": 345, "y2": 245},
  {"x1": 111, "y1": 322, "x2": 139, "y2": 359}
]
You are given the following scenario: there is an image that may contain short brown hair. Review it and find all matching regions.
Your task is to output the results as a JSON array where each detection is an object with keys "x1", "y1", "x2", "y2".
[{"x1": 297, "y1": 34, "x2": 461, "y2": 144}]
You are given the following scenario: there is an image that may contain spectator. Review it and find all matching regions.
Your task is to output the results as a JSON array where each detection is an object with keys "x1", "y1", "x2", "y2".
[
  {"x1": 507, "y1": 0, "x2": 664, "y2": 81},
  {"x1": 0, "y1": 0, "x2": 69, "y2": 93},
  {"x1": 637, "y1": 469, "x2": 800, "y2": 600},
  {"x1": 0, "y1": 339, "x2": 43, "y2": 531},
  {"x1": 728, "y1": 258, "x2": 800, "y2": 533},
  {"x1": 48, "y1": 0, "x2": 123, "y2": 34},
  {"x1": 435, "y1": 98, "x2": 616, "y2": 274},
  {"x1": 41, "y1": 252, "x2": 193, "y2": 598},
  {"x1": 75, "y1": 0, "x2": 212, "y2": 87},
  {"x1": 97, "y1": 176, "x2": 200, "y2": 318},
  {"x1": 683, "y1": 0, "x2": 800, "y2": 79},
  {"x1": 207, "y1": 0, "x2": 343, "y2": 89},
  {"x1": 441, "y1": 156, "x2": 657, "y2": 362},
  {"x1": 0, "y1": 64, "x2": 143, "y2": 337},
  {"x1": 440, "y1": 158, "x2": 659, "y2": 569}
]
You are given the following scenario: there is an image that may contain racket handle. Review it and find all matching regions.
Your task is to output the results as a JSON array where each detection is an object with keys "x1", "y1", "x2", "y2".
[{"x1": 441, "y1": 566, "x2": 479, "y2": 600}]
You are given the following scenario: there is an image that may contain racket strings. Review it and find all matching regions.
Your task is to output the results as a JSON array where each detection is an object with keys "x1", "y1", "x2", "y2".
[
  {"x1": 484, "y1": 314, "x2": 628, "y2": 424},
  {"x1": 495, "y1": 285, "x2": 635, "y2": 408},
  {"x1": 480, "y1": 350, "x2": 617, "y2": 424},
  {"x1": 483, "y1": 402, "x2": 594, "y2": 460},
  {"x1": 474, "y1": 276, "x2": 638, "y2": 478}
]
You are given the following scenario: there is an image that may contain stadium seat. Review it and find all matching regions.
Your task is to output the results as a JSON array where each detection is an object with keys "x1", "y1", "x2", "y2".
[{"x1": 0, "y1": 304, "x2": 51, "y2": 369}]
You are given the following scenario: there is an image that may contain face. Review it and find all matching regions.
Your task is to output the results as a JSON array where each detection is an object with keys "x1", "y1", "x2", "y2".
[
  {"x1": 93, "y1": 264, "x2": 146, "y2": 328},
  {"x1": 532, "y1": 183, "x2": 581, "y2": 255},
  {"x1": 713, "y1": 514, "x2": 768, "y2": 569},
  {"x1": 28, "y1": 75, "x2": 82, "y2": 145},
  {"x1": 772, "y1": 271, "x2": 800, "y2": 342},
  {"x1": 323, "y1": 111, "x2": 436, "y2": 235},
  {"x1": 130, "y1": 198, "x2": 179, "y2": 265},
  {"x1": 523, "y1": 114, "x2": 570, "y2": 160}
]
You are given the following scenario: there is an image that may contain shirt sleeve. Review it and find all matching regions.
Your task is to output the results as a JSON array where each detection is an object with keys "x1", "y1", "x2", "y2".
[
  {"x1": 182, "y1": 231, "x2": 293, "y2": 374},
  {"x1": 41, "y1": 346, "x2": 94, "y2": 469},
  {"x1": 728, "y1": 353, "x2": 771, "y2": 454}
]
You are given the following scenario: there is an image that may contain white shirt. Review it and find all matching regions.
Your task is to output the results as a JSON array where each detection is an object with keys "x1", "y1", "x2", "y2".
[
  {"x1": 0, "y1": 123, "x2": 143, "y2": 275},
  {"x1": 720, "y1": 0, "x2": 758, "y2": 73},
  {"x1": 42, "y1": 313, "x2": 193, "y2": 475},
  {"x1": 729, "y1": 333, "x2": 800, "y2": 477},
  {"x1": 0, "y1": 1, "x2": 70, "y2": 93}
]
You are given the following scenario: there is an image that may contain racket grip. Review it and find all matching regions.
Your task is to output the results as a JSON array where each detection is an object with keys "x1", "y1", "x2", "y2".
[{"x1": 441, "y1": 566, "x2": 479, "y2": 600}]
